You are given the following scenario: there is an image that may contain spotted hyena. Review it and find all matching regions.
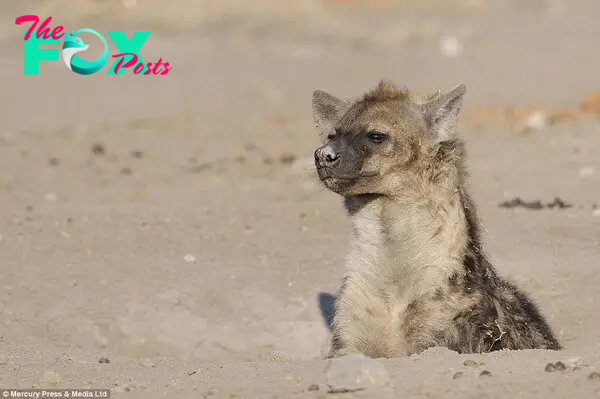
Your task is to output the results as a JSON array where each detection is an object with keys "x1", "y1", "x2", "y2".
[{"x1": 311, "y1": 80, "x2": 561, "y2": 358}]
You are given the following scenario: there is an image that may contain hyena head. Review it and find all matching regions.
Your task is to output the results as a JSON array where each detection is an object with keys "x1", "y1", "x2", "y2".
[{"x1": 311, "y1": 80, "x2": 467, "y2": 196}]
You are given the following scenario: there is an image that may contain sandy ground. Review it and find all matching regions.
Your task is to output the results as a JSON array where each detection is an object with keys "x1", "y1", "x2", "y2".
[{"x1": 1, "y1": 0, "x2": 600, "y2": 397}]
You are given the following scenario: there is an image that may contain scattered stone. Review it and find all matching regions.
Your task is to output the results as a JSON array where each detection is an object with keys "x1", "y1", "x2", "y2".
[
  {"x1": 40, "y1": 371, "x2": 61, "y2": 385},
  {"x1": 187, "y1": 370, "x2": 197, "y2": 376},
  {"x1": 48, "y1": 157, "x2": 60, "y2": 166},
  {"x1": 453, "y1": 372, "x2": 463, "y2": 380},
  {"x1": 463, "y1": 359, "x2": 480, "y2": 367},
  {"x1": 480, "y1": 370, "x2": 492, "y2": 377},
  {"x1": 325, "y1": 353, "x2": 391, "y2": 393},
  {"x1": 279, "y1": 153, "x2": 296, "y2": 164},
  {"x1": 25, "y1": 205, "x2": 33, "y2": 212},
  {"x1": 546, "y1": 197, "x2": 572, "y2": 209},
  {"x1": 262, "y1": 156, "x2": 274, "y2": 165},
  {"x1": 439, "y1": 36, "x2": 463, "y2": 58},
  {"x1": 98, "y1": 357, "x2": 110, "y2": 364},
  {"x1": 184, "y1": 254, "x2": 196, "y2": 263},
  {"x1": 499, "y1": 197, "x2": 543, "y2": 210},
  {"x1": 588, "y1": 372, "x2": 600, "y2": 380},
  {"x1": 91, "y1": 143, "x2": 105, "y2": 156},
  {"x1": 499, "y1": 197, "x2": 572, "y2": 210},
  {"x1": 130, "y1": 150, "x2": 144, "y2": 158},
  {"x1": 120, "y1": 167, "x2": 132, "y2": 175},
  {"x1": 519, "y1": 111, "x2": 548, "y2": 132},
  {"x1": 554, "y1": 361, "x2": 567, "y2": 371},
  {"x1": 307, "y1": 384, "x2": 320, "y2": 391},
  {"x1": 545, "y1": 363, "x2": 557, "y2": 372},
  {"x1": 234, "y1": 155, "x2": 246, "y2": 164}
]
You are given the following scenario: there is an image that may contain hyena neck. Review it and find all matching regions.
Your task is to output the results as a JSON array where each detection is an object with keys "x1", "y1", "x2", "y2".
[{"x1": 343, "y1": 181, "x2": 485, "y2": 296}]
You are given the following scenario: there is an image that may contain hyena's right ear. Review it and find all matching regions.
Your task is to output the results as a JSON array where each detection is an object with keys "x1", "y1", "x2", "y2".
[{"x1": 312, "y1": 90, "x2": 349, "y2": 144}]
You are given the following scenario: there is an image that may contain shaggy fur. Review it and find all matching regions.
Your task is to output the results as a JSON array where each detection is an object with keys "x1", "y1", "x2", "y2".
[{"x1": 311, "y1": 80, "x2": 561, "y2": 359}]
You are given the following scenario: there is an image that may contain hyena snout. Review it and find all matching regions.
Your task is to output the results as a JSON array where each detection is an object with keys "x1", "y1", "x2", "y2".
[{"x1": 314, "y1": 145, "x2": 341, "y2": 168}]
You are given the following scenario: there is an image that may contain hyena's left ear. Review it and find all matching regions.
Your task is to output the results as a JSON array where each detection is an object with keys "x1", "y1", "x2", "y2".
[
  {"x1": 312, "y1": 90, "x2": 349, "y2": 144},
  {"x1": 422, "y1": 83, "x2": 466, "y2": 143}
]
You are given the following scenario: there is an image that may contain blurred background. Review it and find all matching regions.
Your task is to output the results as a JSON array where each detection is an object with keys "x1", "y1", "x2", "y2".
[{"x1": 1, "y1": 0, "x2": 599, "y2": 367}]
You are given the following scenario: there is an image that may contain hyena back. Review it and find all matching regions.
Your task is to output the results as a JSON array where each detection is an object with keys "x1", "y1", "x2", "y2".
[{"x1": 311, "y1": 80, "x2": 561, "y2": 358}]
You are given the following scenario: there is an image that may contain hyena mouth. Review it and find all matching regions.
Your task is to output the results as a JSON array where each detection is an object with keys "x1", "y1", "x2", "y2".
[{"x1": 316, "y1": 167, "x2": 377, "y2": 182}]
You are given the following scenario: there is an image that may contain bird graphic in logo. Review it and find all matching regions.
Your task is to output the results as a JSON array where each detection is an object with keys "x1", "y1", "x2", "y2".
[{"x1": 62, "y1": 29, "x2": 109, "y2": 75}]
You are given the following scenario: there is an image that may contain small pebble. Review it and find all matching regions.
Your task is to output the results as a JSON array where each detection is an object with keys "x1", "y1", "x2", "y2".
[
  {"x1": 307, "y1": 384, "x2": 320, "y2": 391},
  {"x1": 325, "y1": 353, "x2": 390, "y2": 393},
  {"x1": 554, "y1": 361, "x2": 567, "y2": 371},
  {"x1": 588, "y1": 372, "x2": 600, "y2": 380},
  {"x1": 453, "y1": 372, "x2": 463, "y2": 380},
  {"x1": 463, "y1": 360, "x2": 479, "y2": 367},
  {"x1": 98, "y1": 357, "x2": 110, "y2": 364},
  {"x1": 120, "y1": 167, "x2": 132, "y2": 175},
  {"x1": 48, "y1": 157, "x2": 60, "y2": 166},
  {"x1": 279, "y1": 153, "x2": 296, "y2": 164},
  {"x1": 130, "y1": 150, "x2": 144, "y2": 158},
  {"x1": 184, "y1": 254, "x2": 196, "y2": 263},
  {"x1": 480, "y1": 370, "x2": 492, "y2": 377},
  {"x1": 439, "y1": 36, "x2": 463, "y2": 58},
  {"x1": 521, "y1": 111, "x2": 548, "y2": 132},
  {"x1": 91, "y1": 143, "x2": 105, "y2": 156},
  {"x1": 545, "y1": 363, "x2": 556, "y2": 372}
]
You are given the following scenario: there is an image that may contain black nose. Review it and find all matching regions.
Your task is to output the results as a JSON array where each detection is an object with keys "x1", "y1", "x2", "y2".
[{"x1": 315, "y1": 146, "x2": 341, "y2": 167}]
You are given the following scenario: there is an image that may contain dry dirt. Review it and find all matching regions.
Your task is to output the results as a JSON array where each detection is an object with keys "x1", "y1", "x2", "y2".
[{"x1": 1, "y1": 0, "x2": 600, "y2": 398}]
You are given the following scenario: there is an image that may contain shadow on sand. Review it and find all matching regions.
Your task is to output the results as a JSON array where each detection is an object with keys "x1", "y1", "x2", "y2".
[{"x1": 318, "y1": 292, "x2": 336, "y2": 332}]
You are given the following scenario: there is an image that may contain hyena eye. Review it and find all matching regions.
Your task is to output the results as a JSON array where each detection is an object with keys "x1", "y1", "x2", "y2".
[{"x1": 366, "y1": 131, "x2": 388, "y2": 144}]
